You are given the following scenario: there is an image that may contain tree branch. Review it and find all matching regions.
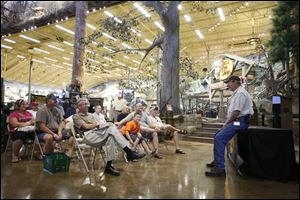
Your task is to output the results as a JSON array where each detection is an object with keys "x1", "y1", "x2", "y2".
[
  {"x1": 142, "y1": 1, "x2": 168, "y2": 23},
  {"x1": 139, "y1": 35, "x2": 164, "y2": 66}
]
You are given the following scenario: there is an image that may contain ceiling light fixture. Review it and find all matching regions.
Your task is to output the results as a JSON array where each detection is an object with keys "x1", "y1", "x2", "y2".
[
  {"x1": 87, "y1": 23, "x2": 96, "y2": 30},
  {"x1": 63, "y1": 41, "x2": 73, "y2": 46},
  {"x1": 55, "y1": 25, "x2": 75, "y2": 35},
  {"x1": 102, "y1": 32, "x2": 117, "y2": 41},
  {"x1": 184, "y1": 14, "x2": 192, "y2": 22},
  {"x1": 4, "y1": 38, "x2": 16, "y2": 44},
  {"x1": 133, "y1": 60, "x2": 140, "y2": 64},
  {"x1": 43, "y1": 57, "x2": 57, "y2": 62},
  {"x1": 63, "y1": 62, "x2": 72, "y2": 67},
  {"x1": 133, "y1": 3, "x2": 151, "y2": 18},
  {"x1": 62, "y1": 57, "x2": 70, "y2": 60},
  {"x1": 48, "y1": 44, "x2": 64, "y2": 51},
  {"x1": 145, "y1": 38, "x2": 152, "y2": 45},
  {"x1": 195, "y1": 29, "x2": 204, "y2": 39},
  {"x1": 217, "y1": 8, "x2": 225, "y2": 21},
  {"x1": 178, "y1": 4, "x2": 183, "y2": 11},
  {"x1": 88, "y1": 58, "x2": 100, "y2": 63},
  {"x1": 154, "y1": 21, "x2": 165, "y2": 32},
  {"x1": 52, "y1": 64, "x2": 63, "y2": 68},
  {"x1": 33, "y1": 47, "x2": 50, "y2": 54},
  {"x1": 122, "y1": 43, "x2": 132, "y2": 49},
  {"x1": 17, "y1": 55, "x2": 26, "y2": 59},
  {"x1": 32, "y1": 59, "x2": 45, "y2": 63},
  {"x1": 1, "y1": 44, "x2": 12, "y2": 49},
  {"x1": 104, "y1": 11, "x2": 114, "y2": 18},
  {"x1": 103, "y1": 57, "x2": 113, "y2": 62},
  {"x1": 19, "y1": 34, "x2": 40, "y2": 43},
  {"x1": 116, "y1": 62, "x2": 126, "y2": 67}
]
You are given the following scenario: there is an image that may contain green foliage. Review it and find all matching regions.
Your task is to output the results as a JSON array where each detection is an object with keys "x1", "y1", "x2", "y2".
[{"x1": 267, "y1": 1, "x2": 299, "y2": 67}]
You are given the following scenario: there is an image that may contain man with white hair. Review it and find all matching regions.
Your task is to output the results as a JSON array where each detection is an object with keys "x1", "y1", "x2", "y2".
[
  {"x1": 73, "y1": 98, "x2": 145, "y2": 176},
  {"x1": 93, "y1": 105, "x2": 106, "y2": 125}
]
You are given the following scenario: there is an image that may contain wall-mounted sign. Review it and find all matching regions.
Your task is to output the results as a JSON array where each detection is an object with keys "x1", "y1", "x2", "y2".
[{"x1": 220, "y1": 59, "x2": 234, "y2": 80}]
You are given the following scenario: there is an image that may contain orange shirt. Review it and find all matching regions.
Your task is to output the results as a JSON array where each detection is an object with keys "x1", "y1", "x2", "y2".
[{"x1": 121, "y1": 120, "x2": 140, "y2": 135}]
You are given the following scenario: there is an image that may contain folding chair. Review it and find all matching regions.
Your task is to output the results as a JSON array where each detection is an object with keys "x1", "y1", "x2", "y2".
[
  {"x1": 3, "y1": 126, "x2": 35, "y2": 161},
  {"x1": 30, "y1": 130, "x2": 45, "y2": 161},
  {"x1": 70, "y1": 123, "x2": 106, "y2": 174}
]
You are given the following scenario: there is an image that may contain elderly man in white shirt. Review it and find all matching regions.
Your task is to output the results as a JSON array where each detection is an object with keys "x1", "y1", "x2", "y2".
[
  {"x1": 205, "y1": 75, "x2": 254, "y2": 177},
  {"x1": 93, "y1": 105, "x2": 107, "y2": 125},
  {"x1": 148, "y1": 106, "x2": 187, "y2": 154}
]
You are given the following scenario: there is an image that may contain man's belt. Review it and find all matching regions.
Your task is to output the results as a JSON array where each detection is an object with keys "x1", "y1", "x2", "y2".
[{"x1": 236, "y1": 114, "x2": 251, "y2": 121}]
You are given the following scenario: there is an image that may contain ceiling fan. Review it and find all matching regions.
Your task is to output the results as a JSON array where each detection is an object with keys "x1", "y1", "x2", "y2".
[{"x1": 229, "y1": 18, "x2": 262, "y2": 48}]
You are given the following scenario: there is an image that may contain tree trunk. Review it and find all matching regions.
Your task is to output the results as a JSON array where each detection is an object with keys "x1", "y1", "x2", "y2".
[
  {"x1": 72, "y1": 1, "x2": 87, "y2": 94},
  {"x1": 160, "y1": 2, "x2": 180, "y2": 115}
]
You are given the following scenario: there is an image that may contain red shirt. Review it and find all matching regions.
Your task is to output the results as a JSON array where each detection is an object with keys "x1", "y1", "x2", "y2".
[{"x1": 8, "y1": 111, "x2": 33, "y2": 133}]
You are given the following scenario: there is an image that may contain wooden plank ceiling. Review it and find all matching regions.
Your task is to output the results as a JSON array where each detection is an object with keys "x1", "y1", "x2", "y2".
[{"x1": 1, "y1": 1, "x2": 277, "y2": 90}]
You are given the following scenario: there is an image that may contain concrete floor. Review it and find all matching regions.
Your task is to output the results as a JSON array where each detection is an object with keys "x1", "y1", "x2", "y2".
[{"x1": 1, "y1": 140, "x2": 299, "y2": 199}]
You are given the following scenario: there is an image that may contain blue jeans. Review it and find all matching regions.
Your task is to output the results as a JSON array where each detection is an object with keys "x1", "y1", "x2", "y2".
[{"x1": 214, "y1": 115, "x2": 250, "y2": 169}]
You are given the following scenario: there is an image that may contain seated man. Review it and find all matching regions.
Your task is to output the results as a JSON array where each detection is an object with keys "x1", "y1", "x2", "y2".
[
  {"x1": 121, "y1": 113, "x2": 152, "y2": 157},
  {"x1": 117, "y1": 106, "x2": 130, "y2": 122},
  {"x1": 116, "y1": 103, "x2": 162, "y2": 159},
  {"x1": 93, "y1": 105, "x2": 107, "y2": 125},
  {"x1": 73, "y1": 98, "x2": 145, "y2": 176},
  {"x1": 35, "y1": 93, "x2": 74, "y2": 157},
  {"x1": 148, "y1": 106, "x2": 186, "y2": 154}
]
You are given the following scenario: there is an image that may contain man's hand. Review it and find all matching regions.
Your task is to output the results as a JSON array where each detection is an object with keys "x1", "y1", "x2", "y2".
[
  {"x1": 56, "y1": 132, "x2": 63, "y2": 142},
  {"x1": 29, "y1": 119, "x2": 35, "y2": 125},
  {"x1": 222, "y1": 123, "x2": 228, "y2": 129}
]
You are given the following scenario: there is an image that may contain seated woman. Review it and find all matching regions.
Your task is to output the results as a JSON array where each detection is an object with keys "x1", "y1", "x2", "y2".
[
  {"x1": 8, "y1": 99, "x2": 36, "y2": 162},
  {"x1": 121, "y1": 113, "x2": 152, "y2": 158},
  {"x1": 147, "y1": 105, "x2": 187, "y2": 154}
]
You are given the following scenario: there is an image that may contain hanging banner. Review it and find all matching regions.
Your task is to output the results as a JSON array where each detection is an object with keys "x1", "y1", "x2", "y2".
[{"x1": 220, "y1": 59, "x2": 234, "y2": 80}]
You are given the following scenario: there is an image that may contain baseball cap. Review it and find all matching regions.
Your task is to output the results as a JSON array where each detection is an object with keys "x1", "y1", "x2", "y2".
[{"x1": 223, "y1": 75, "x2": 241, "y2": 83}]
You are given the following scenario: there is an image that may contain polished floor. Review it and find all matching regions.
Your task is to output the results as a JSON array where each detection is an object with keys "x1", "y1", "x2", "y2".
[{"x1": 1, "y1": 140, "x2": 299, "y2": 199}]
